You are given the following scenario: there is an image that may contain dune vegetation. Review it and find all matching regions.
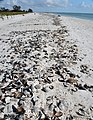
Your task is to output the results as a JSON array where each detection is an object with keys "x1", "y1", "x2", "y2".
[{"x1": 0, "y1": 5, "x2": 33, "y2": 17}]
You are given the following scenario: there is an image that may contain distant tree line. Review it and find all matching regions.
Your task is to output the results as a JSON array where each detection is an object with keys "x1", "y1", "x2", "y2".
[{"x1": 0, "y1": 5, "x2": 33, "y2": 12}]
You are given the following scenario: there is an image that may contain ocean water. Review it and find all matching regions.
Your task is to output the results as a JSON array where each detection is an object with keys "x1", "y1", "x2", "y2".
[{"x1": 54, "y1": 12, "x2": 93, "y2": 21}]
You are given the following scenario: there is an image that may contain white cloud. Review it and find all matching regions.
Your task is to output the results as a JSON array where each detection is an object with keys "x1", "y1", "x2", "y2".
[
  {"x1": 45, "y1": 0, "x2": 69, "y2": 7},
  {"x1": 0, "y1": 0, "x2": 34, "y2": 8},
  {"x1": 0, "y1": 0, "x2": 70, "y2": 7},
  {"x1": 64, "y1": 0, "x2": 69, "y2": 6},
  {"x1": 0, "y1": 0, "x2": 17, "y2": 6},
  {"x1": 0, "y1": 0, "x2": 70, "y2": 10},
  {"x1": 0, "y1": 0, "x2": 32, "y2": 6},
  {"x1": 81, "y1": 1, "x2": 93, "y2": 9}
]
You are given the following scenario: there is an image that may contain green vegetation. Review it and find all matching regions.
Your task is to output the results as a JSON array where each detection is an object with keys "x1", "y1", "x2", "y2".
[
  {"x1": 0, "y1": 5, "x2": 33, "y2": 16},
  {"x1": 0, "y1": 11, "x2": 28, "y2": 16}
]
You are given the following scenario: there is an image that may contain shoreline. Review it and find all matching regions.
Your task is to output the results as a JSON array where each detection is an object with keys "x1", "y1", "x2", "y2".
[
  {"x1": 50, "y1": 12, "x2": 93, "y2": 21},
  {"x1": 0, "y1": 13, "x2": 93, "y2": 120}
]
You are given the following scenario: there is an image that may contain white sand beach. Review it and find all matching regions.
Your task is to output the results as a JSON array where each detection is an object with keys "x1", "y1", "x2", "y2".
[{"x1": 0, "y1": 13, "x2": 93, "y2": 120}]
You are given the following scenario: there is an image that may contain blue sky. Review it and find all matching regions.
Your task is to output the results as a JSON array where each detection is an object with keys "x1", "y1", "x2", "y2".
[{"x1": 0, "y1": 0, "x2": 93, "y2": 13}]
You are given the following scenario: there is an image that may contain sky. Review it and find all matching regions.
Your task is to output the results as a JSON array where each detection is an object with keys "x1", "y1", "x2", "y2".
[{"x1": 0, "y1": 0, "x2": 93, "y2": 13}]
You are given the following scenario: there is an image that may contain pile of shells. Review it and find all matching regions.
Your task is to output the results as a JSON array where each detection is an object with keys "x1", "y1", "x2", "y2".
[{"x1": 0, "y1": 25, "x2": 93, "y2": 120}]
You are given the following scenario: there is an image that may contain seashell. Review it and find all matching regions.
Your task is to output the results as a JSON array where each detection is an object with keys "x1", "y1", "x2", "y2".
[
  {"x1": 63, "y1": 82, "x2": 68, "y2": 87},
  {"x1": 0, "y1": 113, "x2": 4, "y2": 120},
  {"x1": 38, "y1": 111, "x2": 42, "y2": 120},
  {"x1": 54, "y1": 111, "x2": 63, "y2": 118},
  {"x1": 0, "y1": 94, "x2": 6, "y2": 103},
  {"x1": 31, "y1": 97, "x2": 37, "y2": 106},
  {"x1": 76, "y1": 108, "x2": 85, "y2": 116},
  {"x1": 49, "y1": 85, "x2": 54, "y2": 90},
  {"x1": 41, "y1": 87, "x2": 47, "y2": 92},
  {"x1": 34, "y1": 84, "x2": 41, "y2": 89},
  {"x1": 83, "y1": 84, "x2": 89, "y2": 89},
  {"x1": 66, "y1": 115, "x2": 73, "y2": 120},
  {"x1": 90, "y1": 105, "x2": 93, "y2": 111},
  {"x1": 80, "y1": 65, "x2": 89, "y2": 74},
  {"x1": 12, "y1": 105, "x2": 18, "y2": 113},
  {"x1": 5, "y1": 97, "x2": 10, "y2": 104},
  {"x1": 0, "y1": 104, "x2": 5, "y2": 112},
  {"x1": 68, "y1": 73, "x2": 76, "y2": 78},
  {"x1": 48, "y1": 103, "x2": 54, "y2": 111},
  {"x1": 11, "y1": 88, "x2": 16, "y2": 92},
  {"x1": 56, "y1": 99, "x2": 62, "y2": 110},
  {"x1": 17, "y1": 106, "x2": 25, "y2": 114},
  {"x1": 44, "y1": 77, "x2": 52, "y2": 84},
  {"x1": 12, "y1": 92, "x2": 23, "y2": 98},
  {"x1": 71, "y1": 87, "x2": 78, "y2": 92},
  {"x1": 12, "y1": 105, "x2": 25, "y2": 114},
  {"x1": 22, "y1": 80, "x2": 28, "y2": 87},
  {"x1": 18, "y1": 99, "x2": 24, "y2": 106},
  {"x1": 0, "y1": 89, "x2": 3, "y2": 99},
  {"x1": 58, "y1": 78, "x2": 64, "y2": 82},
  {"x1": 88, "y1": 86, "x2": 93, "y2": 92},
  {"x1": 40, "y1": 108, "x2": 50, "y2": 120},
  {"x1": 67, "y1": 77, "x2": 78, "y2": 85},
  {"x1": 46, "y1": 96, "x2": 53, "y2": 104},
  {"x1": 75, "y1": 84, "x2": 86, "y2": 90},
  {"x1": 55, "y1": 70, "x2": 64, "y2": 79}
]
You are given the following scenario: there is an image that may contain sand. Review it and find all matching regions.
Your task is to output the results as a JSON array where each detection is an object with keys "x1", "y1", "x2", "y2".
[{"x1": 0, "y1": 13, "x2": 93, "y2": 120}]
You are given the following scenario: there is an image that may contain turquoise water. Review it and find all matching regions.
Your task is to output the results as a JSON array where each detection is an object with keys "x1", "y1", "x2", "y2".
[{"x1": 54, "y1": 12, "x2": 93, "y2": 21}]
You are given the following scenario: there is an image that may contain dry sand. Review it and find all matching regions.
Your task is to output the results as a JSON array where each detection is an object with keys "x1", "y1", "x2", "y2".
[{"x1": 0, "y1": 13, "x2": 93, "y2": 120}]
